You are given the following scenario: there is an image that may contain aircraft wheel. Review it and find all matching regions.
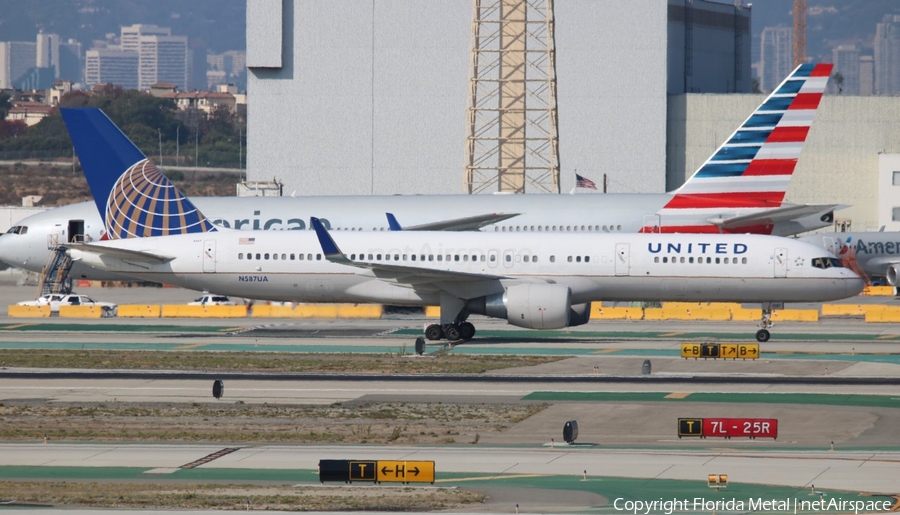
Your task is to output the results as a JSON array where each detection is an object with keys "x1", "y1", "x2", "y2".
[
  {"x1": 425, "y1": 324, "x2": 444, "y2": 341},
  {"x1": 443, "y1": 324, "x2": 462, "y2": 341},
  {"x1": 755, "y1": 329, "x2": 770, "y2": 343},
  {"x1": 459, "y1": 322, "x2": 476, "y2": 340}
]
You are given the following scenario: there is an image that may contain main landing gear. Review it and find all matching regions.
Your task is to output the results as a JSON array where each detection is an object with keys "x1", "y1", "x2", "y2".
[
  {"x1": 425, "y1": 322, "x2": 476, "y2": 342},
  {"x1": 756, "y1": 305, "x2": 774, "y2": 343}
]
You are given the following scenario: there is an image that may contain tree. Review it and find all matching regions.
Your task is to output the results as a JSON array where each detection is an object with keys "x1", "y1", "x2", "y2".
[
  {"x1": 833, "y1": 72, "x2": 844, "y2": 94},
  {"x1": 0, "y1": 92, "x2": 10, "y2": 119}
]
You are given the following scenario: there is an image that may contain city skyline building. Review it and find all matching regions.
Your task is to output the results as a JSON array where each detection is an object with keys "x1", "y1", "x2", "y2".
[
  {"x1": 84, "y1": 48, "x2": 139, "y2": 89},
  {"x1": 832, "y1": 45, "x2": 860, "y2": 95},
  {"x1": 759, "y1": 26, "x2": 793, "y2": 92},
  {"x1": 0, "y1": 41, "x2": 37, "y2": 89},
  {"x1": 875, "y1": 14, "x2": 900, "y2": 95},
  {"x1": 859, "y1": 55, "x2": 874, "y2": 96},
  {"x1": 119, "y1": 24, "x2": 188, "y2": 91}
]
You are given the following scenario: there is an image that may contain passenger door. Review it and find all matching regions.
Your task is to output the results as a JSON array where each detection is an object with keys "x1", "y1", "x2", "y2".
[
  {"x1": 203, "y1": 240, "x2": 217, "y2": 273},
  {"x1": 615, "y1": 243, "x2": 629, "y2": 276},
  {"x1": 774, "y1": 247, "x2": 787, "y2": 278}
]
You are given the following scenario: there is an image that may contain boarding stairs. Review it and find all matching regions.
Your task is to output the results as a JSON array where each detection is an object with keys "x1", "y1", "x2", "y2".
[
  {"x1": 35, "y1": 235, "x2": 75, "y2": 297},
  {"x1": 838, "y1": 248, "x2": 870, "y2": 286}
]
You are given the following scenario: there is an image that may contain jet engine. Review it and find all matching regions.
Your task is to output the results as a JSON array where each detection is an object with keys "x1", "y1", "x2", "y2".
[
  {"x1": 468, "y1": 284, "x2": 590, "y2": 329},
  {"x1": 887, "y1": 264, "x2": 899, "y2": 286}
]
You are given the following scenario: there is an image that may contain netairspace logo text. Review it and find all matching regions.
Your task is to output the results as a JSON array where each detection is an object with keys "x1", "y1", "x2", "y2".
[{"x1": 613, "y1": 497, "x2": 893, "y2": 514}]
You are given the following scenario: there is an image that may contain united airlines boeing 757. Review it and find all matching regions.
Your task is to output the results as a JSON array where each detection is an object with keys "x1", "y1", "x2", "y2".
[
  {"x1": 59, "y1": 109, "x2": 863, "y2": 342},
  {"x1": 0, "y1": 64, "x2": 835, "y2": 281}
]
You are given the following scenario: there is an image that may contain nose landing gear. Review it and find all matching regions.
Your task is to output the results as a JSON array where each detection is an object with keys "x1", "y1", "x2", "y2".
[{"x1": 756, "y1": 304, "x2": 775, "y2": 342}]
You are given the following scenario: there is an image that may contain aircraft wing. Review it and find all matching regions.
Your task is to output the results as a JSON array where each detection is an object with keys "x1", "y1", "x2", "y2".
[
  {"x1": 398, "y1": 212, "x2": 520, "y2": 232},
  {"x1": 710, "y1": 204, "x2": 838, "y2": 232},
  {"x1": 311, "y1": 217, "x2": 506, "y2": 287},
  {"x1": 65, "y1": 243, "x2": 174, "y2": 265}
]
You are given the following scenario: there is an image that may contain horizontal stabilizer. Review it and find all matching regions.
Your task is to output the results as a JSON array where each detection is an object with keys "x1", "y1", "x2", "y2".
[{"x1": 711, "y1": 204, "x2": 838, "y2": 231}]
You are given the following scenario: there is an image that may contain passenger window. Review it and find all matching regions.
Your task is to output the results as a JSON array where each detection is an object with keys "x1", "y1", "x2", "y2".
[
  {"x1": 368, "y1": 254, "x2": 373, "y2": 260},
  {"x1": 298, "y1": 254, "x2": 304, "y2": 260},
  {"x1": 265, "y1": 253, "x2": 270, "y2": 260},
  {"x1": 715, "y1": 258, "x2": 720, "y2": 264},
  {"x1": 238, "y1": 253, "x2": 243, "y2": 259},
  {"x1": 480, "y1": 255, "x2": 486, "y2": 262},
  {"x1": 412, "y1": 255, "x2": 417, "y2": 261},
  {"x1": 724, "y1": 257, "x2": 729, "y2": 264},
  {"x1": 455, "y1": 255, "x2": 460, "y2": 262},
  {"x1": 290, "y1": 254, "x2": 295, "y2": 260},
  {"x1": 689, "y1": 257, "x2": 693, "y2": 263},
  {"x1": 585, "y1": 256, "x2": 590, "y2": 263},
  {"x1": 273, "y1": 254, "x2": 278, "y2": 260},
  {"x1": 741, "y1": 257, "x2": 747, "y2": 264},
  {"x1": 663, "y1": 257, "x2": 668, "y2": 263},
  {"x1": 576, "y1": 256, "x2": 581, "y2": 263},
  {"x1": 377, "y1": 254, "x2": 382, "y2": 260},
  {"x1": 550, "y1": 256, "x2": 556, "y2": 263},
  {"x1": 403, "y1": 254, "x2": 407, "y2": 261},
  {"x1": 533, "y1": 256, "x2": 538, "y2": 263},
  {"x1": 568, "y1": 256, "x2": 573, "y2": 263},
  {"x1": 654, "y1": 257, "x2": 659, "y2": 263},
  {"x1": 463, "y1": 255, "x2": 468, "y2": 262},
  {"x1": 256, "y1": 253, "x2": 261, "y2": 260},
  {"x1": 282, "y1": 254, "x2": 286, "y2": 260},
  {"x1": 438, "y1": 255, "x2": 443, "y2": 261},
  {"x1": 307, "y1": 254, "x2": 313, "y2": 260},
  {"x1": 505, "y1": 255, "x2": 511, "y2": 262},
  {"x1": 395, "y1": 254, "x2": 400, "y2": 260},
  {"x1": 429, "y1": 255, "x2": 434, "y2": 261},
  {"x1": 706, "y1": 257, "x2": 711, "y2": 264},
  {"x1": 316, "y1": 254, "x2": 321, "y2": 260},
  {"x1": 351, "y1": 254, "x2": 356, "y2": 260}
]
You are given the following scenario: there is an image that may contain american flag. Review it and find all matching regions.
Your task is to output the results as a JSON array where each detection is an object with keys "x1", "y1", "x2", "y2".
[
  {"x1": 239, "y1": 237, "x2": 256, "y2": 245},
  {"x1": 576, "y1": 173, "x2": 597, "y2": 190}
]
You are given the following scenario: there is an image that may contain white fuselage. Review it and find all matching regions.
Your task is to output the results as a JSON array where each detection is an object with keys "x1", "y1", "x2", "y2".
[
  {"x1": 69, "y1": 231, "x2": 863, "y2": 305},
  {"x1": 0, "y1": 196, "x2": 834, "y2": 279}
]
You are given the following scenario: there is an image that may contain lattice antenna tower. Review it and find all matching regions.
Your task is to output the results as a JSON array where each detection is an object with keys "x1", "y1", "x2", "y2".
[
  {"x1": 464, "y1": 0, "x2": 561, "y2": 194},
  {"x1": 793, "y1": 0, "x2": 806, "y2": 67}
]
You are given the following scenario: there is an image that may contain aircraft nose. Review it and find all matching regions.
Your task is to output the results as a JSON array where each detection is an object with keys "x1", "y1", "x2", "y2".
[{"x1": 846, "y1": 274, "x2": 865, "y2": 298}]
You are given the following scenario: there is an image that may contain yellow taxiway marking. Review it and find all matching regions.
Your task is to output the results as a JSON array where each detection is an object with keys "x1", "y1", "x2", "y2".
[
  {"x1": 592, "y1": 349, "x2": 621, "y2": 354},
  {"x1": 659, "y1": 332, "x2": 685, "y2": 337},
  {"x1": 436, "y1": 474, "x2": 550, "y2": 483},
  {"x1": 175, "y1": 343, "x2": 208, "y2": 350},
  {"x1": 2, "y1": 323, "x2": 36, "y2": 330},
  {"x1": 877, "y1": 334, "x2": 900, "y2": 340},
  {"x1": 665, "y1": 392, "x2": 692, "y2": 399},
  {"x1": 219, "y1": 327, "x2": 245, "y2": 332}
]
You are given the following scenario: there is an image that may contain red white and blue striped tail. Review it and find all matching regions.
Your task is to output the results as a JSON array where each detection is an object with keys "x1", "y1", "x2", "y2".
[{"x1": 652, "y1": 62, "x2": 832, "y2": 233}]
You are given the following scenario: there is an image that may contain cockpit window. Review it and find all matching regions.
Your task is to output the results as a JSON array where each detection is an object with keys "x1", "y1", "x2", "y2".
[
  {"x1": 6, "y1": 226, "x2": 27, "y2": 235},
  {"x1": 811, "y1": 257, "x2": 845, "y2": 269}
]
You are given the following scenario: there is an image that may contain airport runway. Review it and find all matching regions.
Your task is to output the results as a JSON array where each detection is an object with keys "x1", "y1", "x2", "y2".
[{"x1": 3, "y1": 292, "x2": 900, "y2": 511}]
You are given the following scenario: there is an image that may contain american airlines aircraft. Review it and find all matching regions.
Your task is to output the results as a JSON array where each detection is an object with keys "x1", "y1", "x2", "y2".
[
  {"x1": 800, "y1": 232, "x2": 900, "y2": 285},
  {"x1": 0, "y1": 64, "x2": 835, "y2": 280},
  {"x1": 59, "y1": 108, "x2": 862, "y2": 343}
]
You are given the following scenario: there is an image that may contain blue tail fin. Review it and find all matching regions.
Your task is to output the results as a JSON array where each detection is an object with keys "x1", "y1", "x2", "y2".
[{"x1": 61, "y1": 107, "x2": 216, "y2": 239}]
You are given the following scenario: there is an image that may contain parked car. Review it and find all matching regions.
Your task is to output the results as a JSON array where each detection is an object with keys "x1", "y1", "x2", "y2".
[
  {"x1": 188, "y1": 294, "x2": 237, "y2": 306},
  {"x1": 17, "y1": 294, "x2": 117, "y2": 315}
]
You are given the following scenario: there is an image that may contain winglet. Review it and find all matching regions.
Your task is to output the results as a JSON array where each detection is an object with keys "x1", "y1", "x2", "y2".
[
  {"x1": 310, "y1": 217, "x2": 349, "y2": 263},
  {"x1": 386, "y1": 213, "x2": 403, "y2": 231}
]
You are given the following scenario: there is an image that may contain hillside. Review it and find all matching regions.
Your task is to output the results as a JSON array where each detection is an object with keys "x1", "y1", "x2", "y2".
[
  {"x1": 1, "y1": 0, "x2": 245, "y2": 53},
  {"x1": 752, "y1": 0, "x2": 900, "y2": 60},
  {"x1": 0, "y1": 163, "x2": 238, "y2": 207}
]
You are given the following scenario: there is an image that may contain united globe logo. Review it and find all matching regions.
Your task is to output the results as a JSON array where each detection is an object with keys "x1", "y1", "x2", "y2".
[{"x1": 105, "y1": 159, "x2": 216, "y2": 239}]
